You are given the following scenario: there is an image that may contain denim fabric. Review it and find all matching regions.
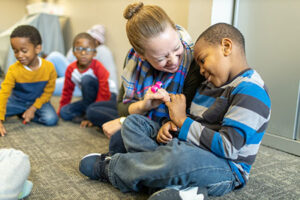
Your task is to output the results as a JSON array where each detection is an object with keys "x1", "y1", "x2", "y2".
[
  {"x1": 109, "y1": 114, "x2": 160, "y2": 155},
  {"x1": 6, "y1": 97, "x2": 58, "y2": 126},
  {"x1": 107, "y1": 114, "x2": 239, "y2": 196},
  {"x1": 121, "y1": 114, "x2": 160, "y2": 152},
  {"x1": 60, "y1": 75, "x2": 98, "y2": 120},
  {"x1": 86, "y1": 93, "x2": 118, "y2": 127},
  {"x1": 109, "y1": 130, "x2": 127, "y2": 154}
]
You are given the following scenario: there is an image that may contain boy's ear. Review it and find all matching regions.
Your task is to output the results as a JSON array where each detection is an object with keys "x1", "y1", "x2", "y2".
[
  {"x1": 35, "y1": 44, "x2": 42, "y2": 55},
  {"x1": 221, "y1": 38, "x2": 232, "y2": 56}
]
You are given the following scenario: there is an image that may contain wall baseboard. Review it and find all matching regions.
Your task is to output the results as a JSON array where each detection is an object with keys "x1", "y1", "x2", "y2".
[{"x1": 262, "y1": 132, "x2": 300, "y2": 156}]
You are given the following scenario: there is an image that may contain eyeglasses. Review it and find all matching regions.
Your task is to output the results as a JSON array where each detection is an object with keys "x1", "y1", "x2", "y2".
[{"x1": 73, "y1": 47, "x2": 96, "y2": 54}]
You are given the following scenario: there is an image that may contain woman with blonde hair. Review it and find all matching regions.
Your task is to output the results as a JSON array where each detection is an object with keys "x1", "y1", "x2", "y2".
[{"x1": 101, "y1": 2, "x2": 203, "y2": 154}]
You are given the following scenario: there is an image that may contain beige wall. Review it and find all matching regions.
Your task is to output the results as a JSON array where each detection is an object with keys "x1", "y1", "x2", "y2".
[
  {"x1": 0, "y1": 0, "x2": 27, "y2": 32},
  {"x1": 188, "y1": 0, "x2": 212, "y2": 42},
  {"x1": 57, "y1": 0, "x2": 191, "y2": 84}
]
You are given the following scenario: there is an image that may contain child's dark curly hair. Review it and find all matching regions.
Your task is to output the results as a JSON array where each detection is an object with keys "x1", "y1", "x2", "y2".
[
  {"x1": 197, "y1": 23, "x2": 245, "y2": 54},
  {"x1": 10, "y1": 25, "x2": 42, "y2": 46}
]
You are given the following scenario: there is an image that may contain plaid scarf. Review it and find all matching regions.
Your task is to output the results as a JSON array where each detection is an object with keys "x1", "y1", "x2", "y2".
[{"x1": 121, "y1": 25, "x2": 193, "y2": 124}]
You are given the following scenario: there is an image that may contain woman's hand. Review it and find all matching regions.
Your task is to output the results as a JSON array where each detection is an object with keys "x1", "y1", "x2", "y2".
[
  {"x1": 157, "y1": 121, "x2": 177, "y2": 144},
  {"x1": 142, "y1": 88, "x2": 170, "y2": 109},
  {"x1": 102, "y1": 118, "x2": 122, "y2": 138},
  {"x1": 22, "y1": 105, "x2": 37, "y2": 123},
  {"x1": 129, "y1": 88, "x2": 170, "y2": 115}
]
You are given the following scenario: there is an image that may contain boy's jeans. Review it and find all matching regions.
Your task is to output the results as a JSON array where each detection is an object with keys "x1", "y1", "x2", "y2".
[
  {"x1": 108, "y1": 114, "x2": 240, "y2": 196},
  {"x1": 86, "y1": 93, "x2": 119, "y2": 127},
  {"x1": 60, "y1": 75, "x2": 98, "y2": 120},
  {"x1": 6, "y1": 97, "x2": 58, "y2": 126},
  {"x1": 109, "y1": 130, "x2": 127, "y2": 155}
]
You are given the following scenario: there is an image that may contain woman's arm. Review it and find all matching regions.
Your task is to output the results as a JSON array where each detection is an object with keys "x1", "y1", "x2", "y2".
[{"x1": 183, "y1": 60, "x2": 205, "y2": 109}]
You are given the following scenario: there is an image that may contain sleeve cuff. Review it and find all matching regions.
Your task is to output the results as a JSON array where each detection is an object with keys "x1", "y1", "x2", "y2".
[
  {"x1": 178, "y1": 117, "x2": 194, "y2": 141},
  {"x1": 33, "y1": 101, "x2": 42, "y2": 109}
]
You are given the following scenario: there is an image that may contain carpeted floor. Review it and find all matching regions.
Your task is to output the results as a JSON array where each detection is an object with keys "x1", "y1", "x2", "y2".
[{"x1": 0, "y1": 97, "x2": 300, "y2": 200}]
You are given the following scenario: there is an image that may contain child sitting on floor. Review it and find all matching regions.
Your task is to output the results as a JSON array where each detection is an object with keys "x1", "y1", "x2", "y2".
[
  {"x1": 0, "y1": 25, "x2": 58, "y2": 136},
  {"x1": 58, "y1": 32, "x2": 111, "y2": 127},
  {"x1": 79, "y1": 23, "x2": 271, "y2": 200}
]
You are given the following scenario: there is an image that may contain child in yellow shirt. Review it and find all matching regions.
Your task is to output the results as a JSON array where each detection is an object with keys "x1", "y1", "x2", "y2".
[{"x1": 0, "y1": 25, "x2": 58, "y2": 136}]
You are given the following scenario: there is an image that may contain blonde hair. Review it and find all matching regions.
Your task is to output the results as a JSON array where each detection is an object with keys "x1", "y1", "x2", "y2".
[{"x1": 123, "y1": 2, "x2": 176, "y2": 55}]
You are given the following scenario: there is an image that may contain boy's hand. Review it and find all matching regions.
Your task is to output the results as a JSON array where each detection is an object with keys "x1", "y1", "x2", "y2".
[
  {"x1": 102, "y1": 118, "x2": 122, "y2": 139},
  {"x1": 22, "y1": 105, "x2": 37, "y2": 123},
  {"x1": 157, "y1": 121, "x2": 177, "y2": 143},
  {"x1": 165, "y1": 94, "x2": 187, "y2": 128},
  {"x1": 0, "y1": 121, "x2": 6, "y2": 136},
  {"x1": 80, "y1": 120, "x2": 93, "y2": 128}
]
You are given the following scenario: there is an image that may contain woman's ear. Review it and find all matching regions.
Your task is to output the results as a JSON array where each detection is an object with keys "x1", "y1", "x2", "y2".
[{"x1": 221, "y1": 38, "x2": 232, "y2": 56}]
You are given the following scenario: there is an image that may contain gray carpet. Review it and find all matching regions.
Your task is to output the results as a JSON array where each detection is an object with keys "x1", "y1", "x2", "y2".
[{"x1": 0, "y1": 97, "x2": 300, "y2": 200}]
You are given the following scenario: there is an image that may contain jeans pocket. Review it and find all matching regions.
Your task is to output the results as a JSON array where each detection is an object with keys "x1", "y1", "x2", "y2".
[{"x1": 207, "y1": 180, "x2": 233, "y2": 196}]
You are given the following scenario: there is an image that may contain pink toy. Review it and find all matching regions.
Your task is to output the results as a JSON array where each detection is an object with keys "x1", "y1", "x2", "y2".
[
  {"x1": 151, "y1": 85, "x2": 159, "y2": 93},
  {"x1": 151, "y1": 81, "x2": 163, "y2": 93},
  {"x1": 155, "y1": 81, "x2": 163, "y2": 88}
]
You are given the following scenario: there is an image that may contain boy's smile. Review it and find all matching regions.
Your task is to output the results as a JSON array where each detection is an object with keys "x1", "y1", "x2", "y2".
[
  {"x1": 10, "y1": 37, "x2": 41, "y2": 69},
  {"x1": 194, "y1": 38, "x2": 231, "y2": 87}
]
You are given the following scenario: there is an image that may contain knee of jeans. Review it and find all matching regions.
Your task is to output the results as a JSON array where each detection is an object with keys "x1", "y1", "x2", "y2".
[
  {"x1": 121, "y1": 114, "x2": 146, "y2": 138},
  {"x1": 43, "y1": 113, "x2": 59, "y2": 126},
  {"x1": 59, "y1": 106, "x2": 72, "y2": 121},
  {"x1": 81, "y1": 75, "x2": 97, "y2": 86},
  {"x1": 124, "y1": 114, "x2": 141, "y2": 124},
  {"x1": 122, "y1": 114, "x2": 149, "y2": 129}
]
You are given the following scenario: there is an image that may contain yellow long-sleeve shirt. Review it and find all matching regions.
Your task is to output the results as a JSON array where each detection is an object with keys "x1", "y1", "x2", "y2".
[{"x1": 0, "y1": 58, "x2": 57, "y2": 121}]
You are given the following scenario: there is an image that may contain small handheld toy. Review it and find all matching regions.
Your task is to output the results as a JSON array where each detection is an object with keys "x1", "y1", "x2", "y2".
[{"x1": 150, "y1": 81, "x2": 163, "y2": 93}]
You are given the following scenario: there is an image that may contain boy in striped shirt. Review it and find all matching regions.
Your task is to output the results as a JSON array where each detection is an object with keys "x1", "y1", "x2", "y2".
[{"x1": 79, "y1": 23, "x2": 271, "y2": 200}]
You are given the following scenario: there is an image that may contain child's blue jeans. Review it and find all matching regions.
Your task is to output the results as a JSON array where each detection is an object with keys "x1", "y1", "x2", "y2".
[
  {"x1": 86, "y1": 93, "x2": 119, "y2": 127},
  {"x1": 5, "y1": 97, "x2": 58, "y2": 126},
  {"x1": 60, "y1": 75, "x2": 98, "y2": 121},
  {"x1": 107, "y1": 114, "x2": 241, "y2": 196}
]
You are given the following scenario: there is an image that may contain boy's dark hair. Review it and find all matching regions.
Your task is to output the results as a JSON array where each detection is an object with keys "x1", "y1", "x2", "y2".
[
  {"x1": 10, "y1": 25, "x2": 42, "y2": 46},
  {"x1": 197, "y1": 23, "x2": 245, "y2": 54},
  {"x1": 72, "y1": 32, "x2": 96, "y2": 48}
]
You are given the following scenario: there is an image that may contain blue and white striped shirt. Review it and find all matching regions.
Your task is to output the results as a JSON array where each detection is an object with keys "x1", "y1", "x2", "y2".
[{"x1": 178, "y1": 69, "x2": 271, "y2": 186}]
